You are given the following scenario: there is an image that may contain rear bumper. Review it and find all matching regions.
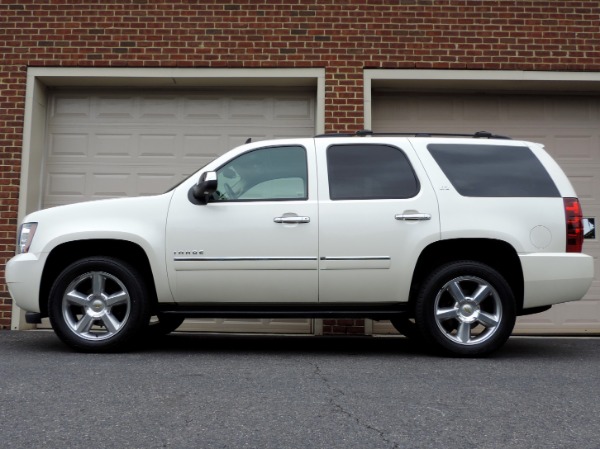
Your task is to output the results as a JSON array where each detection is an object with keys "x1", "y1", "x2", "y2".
[{"x1": 520, "y1": 253, "x2": 594, "y2": 309}]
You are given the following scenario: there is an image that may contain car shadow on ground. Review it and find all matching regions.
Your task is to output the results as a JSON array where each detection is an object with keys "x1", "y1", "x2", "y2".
[
  {"x1": 144, "y1": 332, "x2": 428, "y2": 356},
  {"x1": 141, "y1": 332, "x2": 597, "y2": 361},
  {"x1": 14, "y1": 330, "x2": 598, "y2": 361}
]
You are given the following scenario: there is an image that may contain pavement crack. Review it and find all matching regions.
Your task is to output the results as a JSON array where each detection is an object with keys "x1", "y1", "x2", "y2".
[{"x1": 309, "y1": 361, "x2": 401, "y2": 449}]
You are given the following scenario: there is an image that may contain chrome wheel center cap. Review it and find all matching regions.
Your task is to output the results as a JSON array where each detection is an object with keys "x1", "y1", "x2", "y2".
[
  {"x1": 459, "y1": 302, "x2": 479, "y2": 322},
  {"x1": 91, "y1": 299, "x2": 105, "y2": 312}
]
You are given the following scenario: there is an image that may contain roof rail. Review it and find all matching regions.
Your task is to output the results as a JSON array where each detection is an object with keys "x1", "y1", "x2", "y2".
[{"x1": 314, "y1": 130, "x2": 512, "y2": 140}]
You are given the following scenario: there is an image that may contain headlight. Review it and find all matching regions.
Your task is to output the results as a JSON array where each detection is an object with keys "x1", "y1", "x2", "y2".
[{"x1": 17, "y1": 222, "x2": 37, "y2": 254}]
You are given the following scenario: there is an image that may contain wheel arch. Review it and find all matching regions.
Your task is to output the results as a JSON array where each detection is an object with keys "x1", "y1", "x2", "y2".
[
  {"x1": 410, "y1": 239, "x2": 524, "y2": 313},
  {"x1": 39, "y1": 239, "x2": 159, "y2": 318}
]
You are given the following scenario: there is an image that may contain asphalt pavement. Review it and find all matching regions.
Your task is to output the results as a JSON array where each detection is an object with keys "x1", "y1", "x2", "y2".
[{"x1": 0, "y1": 330, "x2": 598, "y2": 449}]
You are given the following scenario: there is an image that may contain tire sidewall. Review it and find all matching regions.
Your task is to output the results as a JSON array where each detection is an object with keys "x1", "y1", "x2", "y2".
[
  {"x1": 415, "y1": 261, "x2": 516, "y2": 357},
  {"x1": 48, "y1": 257, "x2": 150, "y2": 352}
]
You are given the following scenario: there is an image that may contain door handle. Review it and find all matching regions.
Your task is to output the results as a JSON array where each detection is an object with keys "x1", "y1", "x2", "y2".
[
  {"x1": 274, "y1": 216, "x2": 311, "y2": 224},
  {"x1": 395, "y1": 213, "x2": 431, "y2": 221}
]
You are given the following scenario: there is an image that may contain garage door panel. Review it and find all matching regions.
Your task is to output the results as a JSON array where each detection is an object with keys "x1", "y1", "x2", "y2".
[
  {"x1": 552, "y1": 135, "x2": 598, "y2": 160},
  {"x1": 139, "y1": 134, "x2": 179, "y2": 158},
  {"x1": 551, "y1": 98, "x2": 596, "y2": 122},
  {"x1": 274, "y1": 96, "x2": 314, "y2": 119},
  {"x1": 564, "y1": 166, "x2": 600, "y2": 201},
  {"x1": 229, "y1": 97, "x2": 269, "y2": 119},
  {"x1": 140, "y1": 96, "x2": 179, "y2": 118},
  {"x1": 94, "y1": 133, "x2": 136, "y2": 159},
  {"x1": 48, "y1": 132, "x2": 89, "y2": 158},
  {"x1": 373, "y1": 92, "x2": 600, "y2": 334},
  {"x1": 45, "y1": 171, "x2": 87, "y2": 202},
  {"x1": 51, "y1": 95, "x2": 92, "y2": 121},
  {"x1": 417, "y1": 97, "x2": 458, "y2": 121},
  {"x1": 96, "y1": 96, "x2": 137, "y2": 119},
  {"x1": 44, "y1": 88, "x2": 316, "y2": 335},
  {"x1": 463, "y1": 97, "x2": 502, "y2": 120},
  {"x1": 184, "y1": 97, "x2": 225, "y2": 119},
  {"x1": 505, "y1": 98, "x2": 547, "y2": 121},
  {"x1": 182, "y1": 135, "x2": 221, "y2": 160}
]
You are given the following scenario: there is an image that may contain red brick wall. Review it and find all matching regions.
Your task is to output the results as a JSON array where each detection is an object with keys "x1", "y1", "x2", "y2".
[{"x1": 1, "y1": 0, "x2": 600, "y2": 330}]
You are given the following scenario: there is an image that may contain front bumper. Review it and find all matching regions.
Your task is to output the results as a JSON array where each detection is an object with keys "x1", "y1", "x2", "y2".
[
  {"x1": 520, "y1": 252, "x2": 594, "y2": 309},
  {"x1": 25, "y1": 312, "x2": 43, "y2": 324},
  {"x1": 5, "y1": 252, "x2": 46, "y2": 313}
]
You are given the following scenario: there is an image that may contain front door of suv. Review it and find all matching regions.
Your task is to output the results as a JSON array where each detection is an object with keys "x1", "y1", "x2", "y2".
[
  {"x1": 166, "y1": 143, "x2": 318, "y2": 303},
  {"x1": 315, "y1": 139, "x2": 440, "y2": 303}
]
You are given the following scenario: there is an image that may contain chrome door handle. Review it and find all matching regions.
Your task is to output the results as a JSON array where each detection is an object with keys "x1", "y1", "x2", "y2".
[
  {"x1": 274, "y1": 216, "x2": 310, "y2": 224},
  {"x1": 395, "y1": 213, "x2": 431, "y2": 221}
]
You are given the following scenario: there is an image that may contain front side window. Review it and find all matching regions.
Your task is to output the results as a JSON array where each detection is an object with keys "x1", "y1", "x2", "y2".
[
  {"x1": 427, "y1": 144, "x2": 560, "y2": 197},
  {"x1": 215, "y1": 145, "x2": 308, "y2": 201},
  {"x1": 327, "y1": 144, "x2": 420, "y2": 200}
]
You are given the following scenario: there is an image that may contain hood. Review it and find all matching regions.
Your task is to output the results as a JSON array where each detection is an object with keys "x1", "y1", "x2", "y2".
[{"x1": 24, "y1": 193, "x2": 175, "y2": 254}]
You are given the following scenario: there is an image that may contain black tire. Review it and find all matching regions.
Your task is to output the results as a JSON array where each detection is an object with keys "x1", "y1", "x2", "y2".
[
  {"x1": 390, "y1": 316, "x2": 420, "y2": 339},
  {"x1": 415, "y1": 261, "x2": 516, "y2": 357},
  {"x1": 48, "y1": 257, "x2": 150, "y2": 352},
  {"x1": 146, "y1": 314, "x2": 185, "y2": 337}
]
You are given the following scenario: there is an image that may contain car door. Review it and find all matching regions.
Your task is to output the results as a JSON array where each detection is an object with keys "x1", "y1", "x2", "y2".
[
  {"x1": 165, "y1": 142, "x2": 318, "y2": 303},
  {"x1": 315, "y1": 138, "x2": 441, "y2": 303}
]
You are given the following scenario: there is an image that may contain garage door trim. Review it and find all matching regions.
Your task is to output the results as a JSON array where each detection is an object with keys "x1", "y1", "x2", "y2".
[
  {"x1": 12, "y1": 67, "x2": 325, "y2": 330},
  {"x1": 364, "y1": 69, "x2": 600, "y2": 336},
  {"x1": 364, "y1": 69, "x2": 600, "y2": 131}
]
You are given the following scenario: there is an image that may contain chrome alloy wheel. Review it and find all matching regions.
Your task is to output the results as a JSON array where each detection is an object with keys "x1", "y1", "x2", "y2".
[
  {"x1": 61, "y1": 271, "x2": 131, "y2": 341},
  {"x1": 433, "y1": 275, "x2": 502, "y2": 346}
]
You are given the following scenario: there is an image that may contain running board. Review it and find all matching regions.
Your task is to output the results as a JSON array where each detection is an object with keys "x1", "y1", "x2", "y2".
[{"x1": 157, "y1": 303, "x2": 409, "y2": 320}]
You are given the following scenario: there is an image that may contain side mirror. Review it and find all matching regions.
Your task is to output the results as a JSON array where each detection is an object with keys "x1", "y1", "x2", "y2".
[{"x1": 191, "y1": 171, "x2": 218, "y2": 205}]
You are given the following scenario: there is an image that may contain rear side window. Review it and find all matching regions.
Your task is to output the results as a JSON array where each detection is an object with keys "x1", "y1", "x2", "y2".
[
  {"x1": 427, "y1": 144, "x2": 560, "y2": 197},
  {"x1": 327, "y1": 144, "x2": 420, "y2": 200}
]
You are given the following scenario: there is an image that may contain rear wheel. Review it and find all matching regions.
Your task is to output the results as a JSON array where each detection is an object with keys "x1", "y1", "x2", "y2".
[
  {"x1": 48, "y1": 257, "x2": 150, "y2": 352},
  {"x1": 415, "y1": 261, "x2": 516, "y2": 357}
]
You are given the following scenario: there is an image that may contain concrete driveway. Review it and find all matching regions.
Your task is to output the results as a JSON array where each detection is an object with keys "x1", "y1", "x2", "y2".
[{"x1": 0, "y1": 331, "x2": 598, "y2": 449}]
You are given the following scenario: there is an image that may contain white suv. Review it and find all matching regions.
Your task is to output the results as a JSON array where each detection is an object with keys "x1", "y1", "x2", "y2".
[{"x1": 6, "y1": 131, "x2": 594, "y2": 356}]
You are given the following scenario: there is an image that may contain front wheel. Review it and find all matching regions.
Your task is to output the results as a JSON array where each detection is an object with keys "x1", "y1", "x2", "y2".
[
  {"x1": 415, "y1": 261, "x2": 516, "y2": 357},
  {"x1": 48, "y1": 257, "x2": 150, "y2": 352}
]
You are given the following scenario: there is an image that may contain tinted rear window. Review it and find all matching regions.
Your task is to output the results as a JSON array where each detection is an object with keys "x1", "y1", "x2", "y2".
[
  {"x1": 427, "y1": 144, "x2": 560, "y2": 197},
  {"x1": 327, "y1": 144, "x2": 420, "y2": 200}
]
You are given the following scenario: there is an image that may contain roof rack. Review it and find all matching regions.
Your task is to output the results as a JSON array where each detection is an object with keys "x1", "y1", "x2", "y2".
[{"x1": 314, "y1": 130, "x2": 512, "y2": 140}]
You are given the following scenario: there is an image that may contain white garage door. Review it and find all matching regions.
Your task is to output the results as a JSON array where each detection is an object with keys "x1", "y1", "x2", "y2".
[
  {"x1": 45, "y1": 89, "x2": 316, "y2": 206},
  {"x1": 372, "y1": 92, "x2": 600, "y2": 334},
  {"x1": 43, "y1": 88, "x2": 316, "y2": 334}
]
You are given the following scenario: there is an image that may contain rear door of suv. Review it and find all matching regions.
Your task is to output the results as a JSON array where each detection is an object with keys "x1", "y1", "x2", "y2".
[{"x1": 315, "y1": 137, "x2": 441, "y2": 303}]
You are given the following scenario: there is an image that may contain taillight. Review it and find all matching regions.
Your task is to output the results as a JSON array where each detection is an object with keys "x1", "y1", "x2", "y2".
[{"x1": 564, "y1": 198, "x2": 584, "y2": 253}]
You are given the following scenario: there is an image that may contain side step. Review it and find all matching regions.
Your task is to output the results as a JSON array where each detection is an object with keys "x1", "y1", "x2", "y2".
[{"x1": 157, "y1": 303, "x2": 409, "y2": 320}]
